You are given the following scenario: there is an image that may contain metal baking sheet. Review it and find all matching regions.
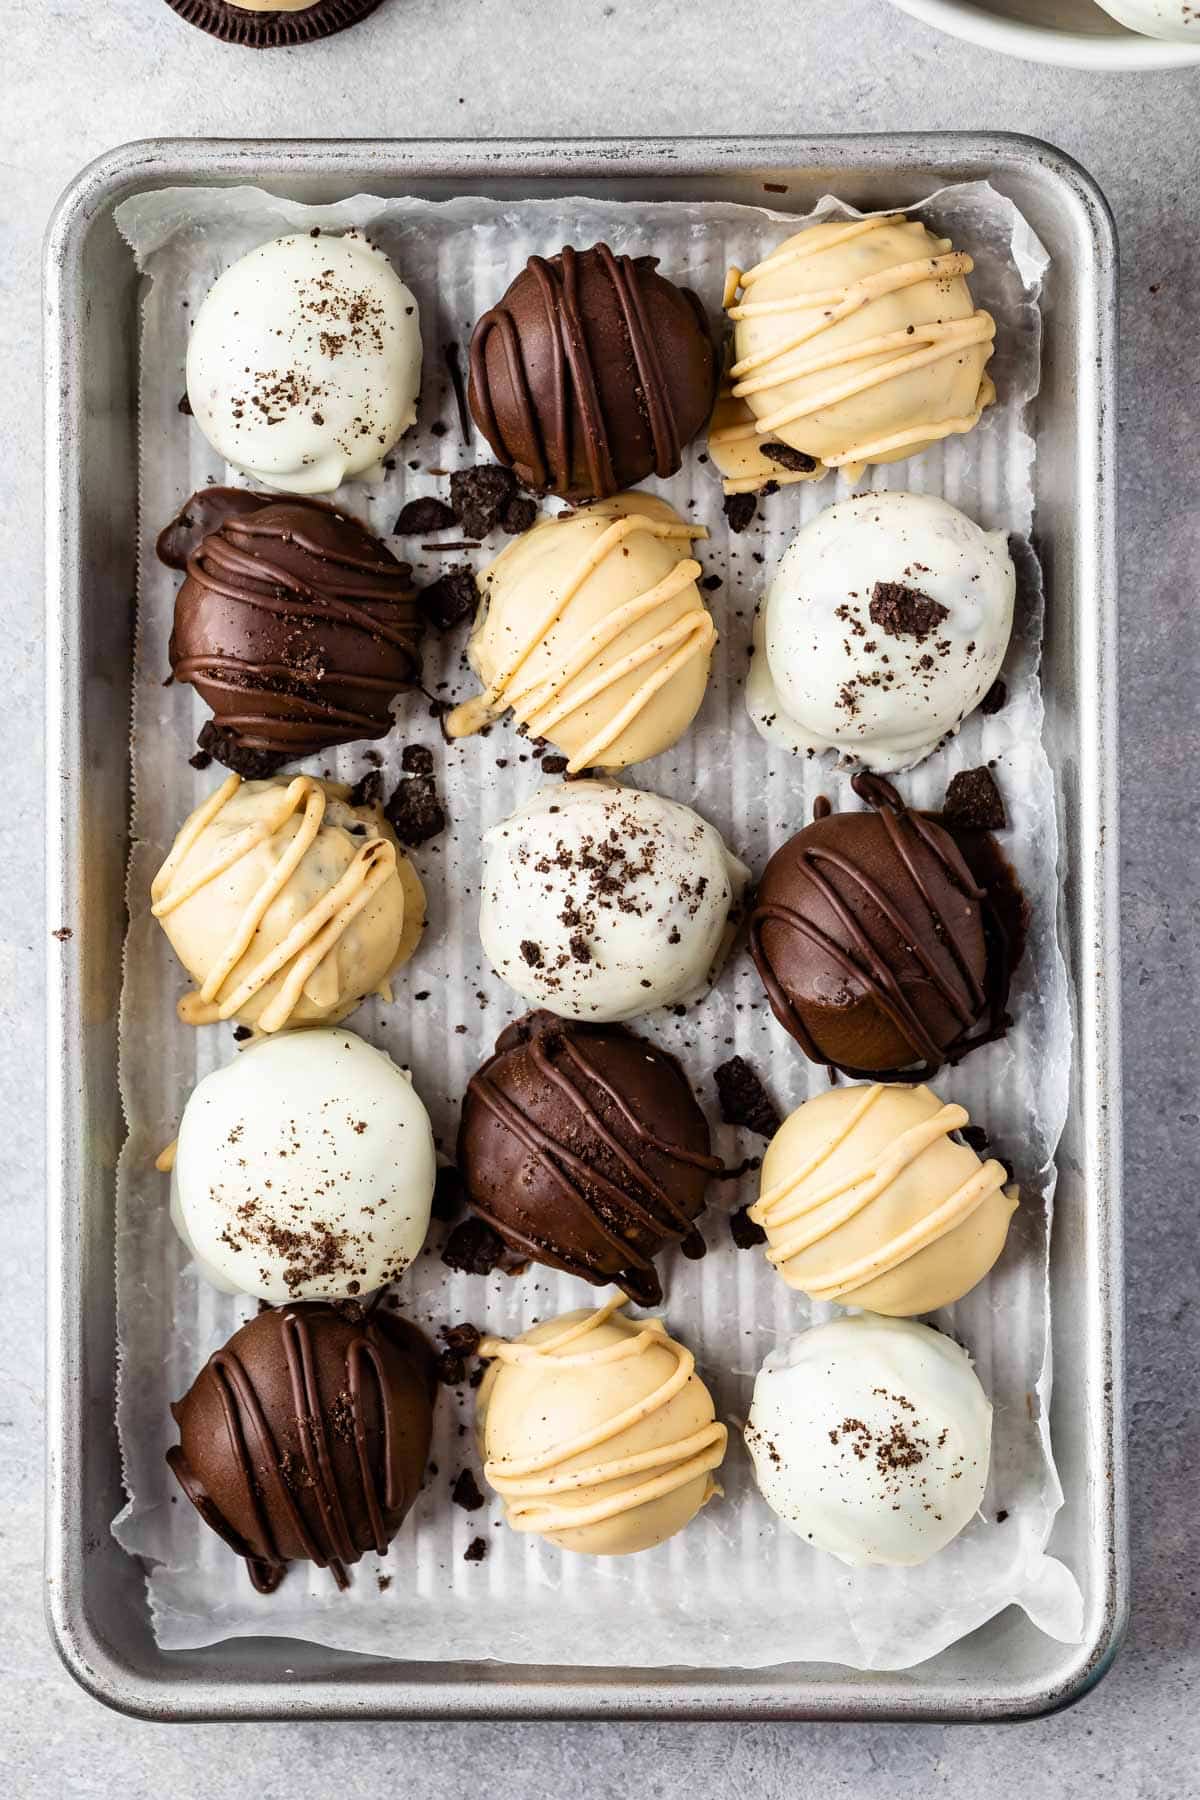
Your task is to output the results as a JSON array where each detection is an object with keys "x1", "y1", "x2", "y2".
[{"x1": 43, "y1": 134, "x2": 1126, "y2": 1722}]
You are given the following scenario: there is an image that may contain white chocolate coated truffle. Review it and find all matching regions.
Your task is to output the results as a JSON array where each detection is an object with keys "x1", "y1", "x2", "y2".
[
  {"x1": 446, "y1": 494, "x2": 715, "y2": 774},
  {"x1": 1090, "y1": 0, "x2": 1200, "y2": 37},
  {"x1": 746, "y1": 491, "x2": 1014, "y2": 772},
  {"x1": 477, "y1": 1297, "x2": 726, "y2": 1555},
  {"x1": 718, "y1": 215, "x2": 995, "y2": 477},
  {"x1": 167, "y1": 1028, "x2": 435, "y2": 1303},
  {"x1": 151, "y1": 773, "x2": 425, "y2": 1033},
  {"x1": 751, "y1": 1082, "x2": 1018, "y2": 1315},
  {"x1": 186, "y1": 232, "x2": 421, "y2": 494},
  {"x1": 478, "y1": 780, "x2": 748, "y2": 1022},
  {"x1": 746, "y1": 1315, "x2": 991, "y2": 1566}
]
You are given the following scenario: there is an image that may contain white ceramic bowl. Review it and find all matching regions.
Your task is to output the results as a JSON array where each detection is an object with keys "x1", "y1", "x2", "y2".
[{"x1": 888, "y1": 0, "x2": 1200, "y2": 68}]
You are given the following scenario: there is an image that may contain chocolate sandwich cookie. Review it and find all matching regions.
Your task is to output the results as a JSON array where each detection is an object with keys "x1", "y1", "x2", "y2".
[{"x1": 163, "y1": 0, "x2": 385, "y2": 49}]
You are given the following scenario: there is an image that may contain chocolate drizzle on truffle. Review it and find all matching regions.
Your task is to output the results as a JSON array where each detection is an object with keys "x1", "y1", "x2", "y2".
[
  {"x1": 167, "y1": 1303, "x2": 435, "y2": 1594},
  {"x1": 458, "y1": 1013, "x2": 721, "y2": 1304},
  {"x1": 159, "y1": 490, "x2": 422, "y2": 763},
  {"x1": 749, "y1": 774, "x2": 1016, "y2": 1079},
  {"x1": 468, "y1": 244, "x2": 716, "y2": 502}
]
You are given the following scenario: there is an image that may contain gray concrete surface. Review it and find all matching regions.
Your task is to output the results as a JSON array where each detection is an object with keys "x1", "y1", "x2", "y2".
[{"x1": 2, "y1": 0, "x2": 1197, "y2": 1791}]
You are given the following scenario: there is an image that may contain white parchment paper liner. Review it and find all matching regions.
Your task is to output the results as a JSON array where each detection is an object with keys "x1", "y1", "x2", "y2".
[{"x1": 109, "y1": 180, "x2": 1083, "y2": 1670}]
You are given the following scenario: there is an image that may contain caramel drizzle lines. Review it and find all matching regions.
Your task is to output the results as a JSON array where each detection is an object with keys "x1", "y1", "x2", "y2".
[
  {"x1": 749, "y1": 1084, "x2": 1010, "y2": 1299},
  {"x1": 479, "y1": 1296, "x2": 726, "y2": 1535},
  {"x1": 167, "y1": 1310, "x2": 405, "y2": 1593},
  {"x1": 713, "y1": 214, "x2": 995, "y2": 469},
  {"x1": 445, "y1": 512, "x2": 714, "y2": 773},
  {"x1": 151, "y1": 773, "x2": 398, "y2": 1033}
]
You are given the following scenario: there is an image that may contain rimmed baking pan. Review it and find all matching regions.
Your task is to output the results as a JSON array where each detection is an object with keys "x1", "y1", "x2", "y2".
[{"x1": 44, "y1": 133, "x2": 1125, "y2": 1721}]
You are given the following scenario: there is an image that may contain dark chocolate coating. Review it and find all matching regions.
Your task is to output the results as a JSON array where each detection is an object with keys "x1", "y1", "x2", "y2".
[
  {"x1": 458, "y1": 1012, "x2": 720, "y2": 1306},
  {"x1": 159, "y1": 489, "x2": 422, "y2": 762},
  {"x1": 467, "y1": 244, "x2": 717, "y2": 502},
  {"x1": 167, "y1": 1303, "x2": 435, "y2": 1594},
  {"x1": 749, "y1": 774, "x2": 1013, "y2": 1080}
]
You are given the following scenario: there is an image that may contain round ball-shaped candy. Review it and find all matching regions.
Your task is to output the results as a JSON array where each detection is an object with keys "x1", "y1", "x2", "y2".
[
  {"x1": 750, "y1": 1081, "x2": 1018, "y2": 1314},
  {"x1": 1090, "y1": 0, "x2": 1200, "y2": 37},
  {"x1": 151, "y1": 773, "x2": 425, "y2": 1033},
  {"x1": 749, "y1": 775, "x2": 998, "y2": 1079},
  {"x1": 745, "y1": 1314, "x2": 991, "y2": 1567},
  {"x1": 168, "y1": 1028, "x2": 436, "y2": 1304},
  {"x1": 445, "y1": 493, "x2": 715, "y2": 774},
  {"x1": 722, "y1": 214, "x2": 994, "y2": 477},
  {"x1": 159, "y1": 489, "x2": 423, "y2": 766},
  {"x1": 468, "y1": 243, "x2": 717, "y2": 502},
  {"x1": 477, "y1": 1297, "x2": 726, "y2": 1556},
  {"x1": 459, "y1": 1012, "x2": 719, "y2": 1306},
  {"x1": 185, "y1": 231, "x2": 421, "y2": 495},
  {"x1": 168, "y1": 1301, "x2": 435, "y2": 1592},
  {"x1": 746, "y1": 491, "x2": 1015, "y2": 774}
]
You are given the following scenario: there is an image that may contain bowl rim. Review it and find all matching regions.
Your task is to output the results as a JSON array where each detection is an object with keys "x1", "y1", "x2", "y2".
[{"x1": 888, "y1": 0, "x2": 1200, "y2": 68}]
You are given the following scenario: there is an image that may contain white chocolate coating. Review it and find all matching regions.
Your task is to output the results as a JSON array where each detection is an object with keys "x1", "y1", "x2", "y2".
[
  {"x1": 1090, "y1": 0, "x2": 1200, "y2": 37},
  {"x1": 746, "y1": 1315, "x2": 991, "y2": 1567},
  {"x1": 718, "y1": 215, "x2": 995, "y2": 478},
  {"x1": 446, "y1": 495, "x2": 715, "y2": 773},
  {"x1": 167, "y1": 1028, "x2": 435, "y2": 1303},
  {"x1": 746, "y1": 491, "x2": 1014, "y2": 772},
  {"x1": 151, "y1": 773, "x2": 425, "y2": 1032},
  {"x1": 751, "y1": 1082, "x2": 1018, "y2": 1315},
  {"x1": 477, "y1": 780, "x2": 748, "y2": 1022},
  {"x1": 186, "y1": 232, "x2": 421, "y2": 494},
  {"x1": 477, "y1": 1297, "x2": 726, "y2": 1555}
]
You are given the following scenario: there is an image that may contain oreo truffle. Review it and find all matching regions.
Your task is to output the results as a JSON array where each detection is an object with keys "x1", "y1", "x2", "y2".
[
  {"x1": 167, "y1": 1302, "x2": 436, "y2": 1593},
  {"x1": 467, "y1": 243, "x2": 717, "y2": 502},
  {"x1": 458, "y1": 1012, "x2": 721, "y2": 1306},
  {"x1": 158, "y1": 490, "x2": 422, "y2": 765},
  {"x1": 749, "y1": 773, "x2": 1016, "y2": 1078}
]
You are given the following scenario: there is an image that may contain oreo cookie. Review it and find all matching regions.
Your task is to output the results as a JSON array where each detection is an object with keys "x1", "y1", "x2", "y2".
[{"x1": 164, "y1": 0, "x2": 385, "y2": 48}]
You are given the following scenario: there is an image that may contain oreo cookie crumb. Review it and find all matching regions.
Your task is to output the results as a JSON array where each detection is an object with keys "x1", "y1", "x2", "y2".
[
  {"x1": 442, "y1": 1217, "x2": 505, "y2": 1276},
  {"x1": 232, "y1": 1025, "x2": 253, "y2": 1043},
  {"x1": 868, "y1": 582, "x2": 950, "y2": 641},
  {"x1": 700, "y1": 574, "x2": 722, "y2": 592},
  {"x1": 501, "y1": 495, "x2": 538, "y2": 535},
  {"x1": 347, "y1": 768, "x2": 384, "y2": 809},
  {"x1": 440, "y1": 1322, "x2": 482, "y2": 1356},
  {"x1": 385, "y1": 773, "x2": 446, "y2": 847},
  {"x1": 463, "y1": 1536, "x2": 488, "y2": 1563},
  {"x1": 194, "y1": 719, "x2": 290, "y2": 781},
  {"x1": 394, "y1": 496, "x2": 457, "y2": 536},
  {"x1": 760, "y1": 442, "x2": 817, "y2": 473},
  {"x1": 714, "y1": 1056, "x2": 781, "y2": 1139},
  {"x1": 944, "y1": 766, "x2": 1007, "y2": 833},
  {"x1": 451, "y1": 1468, "x2": 486, "y2": 1513},
  {"x1": 419, "y1": 567, "x2": 478, "y2": 632},
  {"x1": 540, "y1": 754, "x2": 569, "y2": 775},
  {"x1": 981, "y1": 678, "x2": 1008, "y2": 716},
  {"x1": 723, "y1": 492, "x2": 757, "y2": 534},
  {"x1": 450, "y1": 465, "x2": 516, "y2": 539},
  {"x1": 729, "y1": 1206, "x2": 768, "y2": 1250},
  {"x1": 178, "y1": 392, "x2": 193, "y2": 416},
  {"x1": 679, "y1": 1228, "x2": 707, "y2": 1261},
  {"x1": 188, "y1": 748, "x2": 213, "y2": 771},
  {"x1": 401, "y1": 743, "x2": 434, "y2": 776}
]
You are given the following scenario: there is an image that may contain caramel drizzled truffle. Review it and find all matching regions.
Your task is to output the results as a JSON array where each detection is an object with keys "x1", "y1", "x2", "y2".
[
  {"x1": 168, "y1": 1302, "x2": 435, "y2": 1593},
  {"x1": 468, "y1": 243, "x2": 717, "y2": 502},
  {"x1": 477, "y1": 1296, "x2": 726, "y2": 1555}
]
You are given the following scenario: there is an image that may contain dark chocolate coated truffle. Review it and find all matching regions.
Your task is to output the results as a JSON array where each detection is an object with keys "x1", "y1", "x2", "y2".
[
  {"x1": 749, "y1": 774, "x2": 1015, "y2": 1079},
  {"x1": 167, "y1": 1302, "x2": 435, "y2": 1593},
  {"x1": 158, "y1": 489, "x2": 422, "y2": 765},
  {"x1": 458, "y1": 1012, "x2": 721, "y2": 1305},
  {"x1": 467, "y1": 244, "x2": 717, "y2": 502}
]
